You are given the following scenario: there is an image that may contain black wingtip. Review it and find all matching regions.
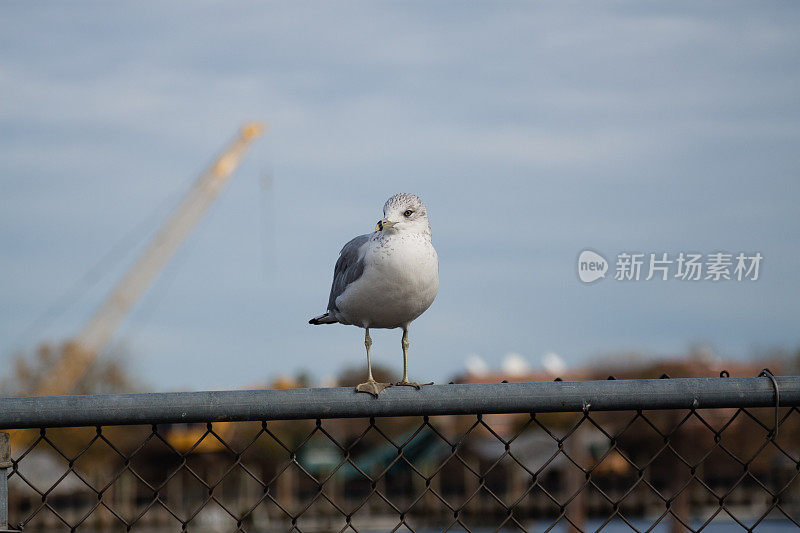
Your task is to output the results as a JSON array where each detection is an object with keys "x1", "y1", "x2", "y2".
[
  {"x1": 309, "y1": 313, "x2": 336, "y2": 325},
  {"x1": 309, "y1": 314, "x2": 327, "y2": 325}
]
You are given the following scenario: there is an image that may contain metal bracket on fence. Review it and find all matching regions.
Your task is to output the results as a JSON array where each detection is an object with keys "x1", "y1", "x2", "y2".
[{"x1": 759, "y1": 368, "x2": 780, "y2": 439}]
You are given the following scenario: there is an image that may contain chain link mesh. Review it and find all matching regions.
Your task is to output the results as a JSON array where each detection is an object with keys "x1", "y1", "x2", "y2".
[{"x1": 4, "y1": 401, "x2": 798, "y2": 532}]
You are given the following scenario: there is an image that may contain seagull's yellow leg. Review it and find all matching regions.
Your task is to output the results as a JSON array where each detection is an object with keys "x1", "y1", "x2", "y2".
[
  {"x1": 396, "y1": 327, "x2": 432, "y2": 389},
  {"x1": 365, "y1": 328, "x2": 374, "y2": 381},
  {"x1": 356, "y1": 328, "x2": 391, "y2": 397}
]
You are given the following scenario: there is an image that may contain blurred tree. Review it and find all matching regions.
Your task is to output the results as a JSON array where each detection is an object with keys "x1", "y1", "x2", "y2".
[
  {"x1": 793, "y1": 346, "x2": 800, "y2": 374},
  {"x1": 1, "y1": 342, "x2": 140, "y2": 396},
  {"x1": 270, "y1": 369, "x2": 314, "y2": 389},
  {"x1": 294, "y1": 369, "x2": 312, "y2": 388},
  {"x1": 336, "y1": 363, "x2": 397, "y2": 387}
]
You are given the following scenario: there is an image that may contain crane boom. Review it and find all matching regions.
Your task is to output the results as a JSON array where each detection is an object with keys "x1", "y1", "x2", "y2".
[{"x1": 35, "y1": 122, "x2": 265, "y2": 396}]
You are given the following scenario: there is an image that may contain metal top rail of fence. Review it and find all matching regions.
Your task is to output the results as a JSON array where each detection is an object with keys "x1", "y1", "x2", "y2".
[
  {"x1": 0, "y1": 376, "x2": 797, "y2": 429},
  {"x1": 0, "y1": 375, "x2": 798, "y2": 532}
]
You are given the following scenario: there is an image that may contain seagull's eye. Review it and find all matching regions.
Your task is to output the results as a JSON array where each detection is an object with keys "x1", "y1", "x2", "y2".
[{"x1": 403, "y1": 210, "x2": 414, "y2": 217}]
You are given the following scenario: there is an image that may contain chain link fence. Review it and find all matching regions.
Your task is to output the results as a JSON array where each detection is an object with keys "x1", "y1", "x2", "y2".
[{"x1": 0, "y1": 375, "x2": 798, "y2": 532}]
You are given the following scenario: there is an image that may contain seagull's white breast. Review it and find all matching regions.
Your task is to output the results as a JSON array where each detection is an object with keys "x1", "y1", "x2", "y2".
[{"x1": 334, "y1": 232, "x2": 439, "y2": 329}]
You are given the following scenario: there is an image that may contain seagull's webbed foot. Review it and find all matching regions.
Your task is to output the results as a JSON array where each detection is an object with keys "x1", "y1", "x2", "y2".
[
  {"x1": 395, "y1": 379, "x2": 433, "y2": 389},
  {"x1": 356, "y1": 379, "x2": 392, "y2": 397}
]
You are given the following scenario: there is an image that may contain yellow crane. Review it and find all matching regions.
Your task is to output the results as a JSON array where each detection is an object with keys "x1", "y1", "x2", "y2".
[{"x1": 34, "y1": 122, "x2": 265, "y2": 397}]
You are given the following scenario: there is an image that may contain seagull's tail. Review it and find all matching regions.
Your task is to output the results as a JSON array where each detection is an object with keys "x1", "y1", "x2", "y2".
[{"x1": 309, "y1": 312, "x2": 338, "y2": 325}]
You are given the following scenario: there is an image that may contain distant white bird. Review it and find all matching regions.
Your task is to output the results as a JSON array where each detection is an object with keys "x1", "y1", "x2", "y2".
[{"x1": 309, "y1": 193, "x2": 439, "y2": 396}]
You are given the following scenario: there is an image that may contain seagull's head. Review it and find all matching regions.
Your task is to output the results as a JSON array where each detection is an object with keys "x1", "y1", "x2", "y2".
[{"x1": 375, "y1": 193, "x2": 431, "y2": 235}]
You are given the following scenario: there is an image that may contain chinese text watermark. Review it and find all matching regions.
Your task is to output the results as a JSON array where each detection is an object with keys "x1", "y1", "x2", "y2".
[{"x1": 577, "y1": 250, "x2": 762, "y2": 283}]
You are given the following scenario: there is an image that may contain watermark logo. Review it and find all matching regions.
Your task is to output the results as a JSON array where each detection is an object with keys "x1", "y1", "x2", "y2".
[
  {"x1": 577, "y1": 250, "x2": 608, "y2": 283},
  {"x1": 578, "y1": 250, "x2": 763, "y2": 283}
]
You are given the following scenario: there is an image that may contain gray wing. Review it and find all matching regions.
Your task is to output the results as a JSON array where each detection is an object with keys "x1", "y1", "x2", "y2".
[{"x1": 327, "y1": 234, "x2": 370, "y2": 312}]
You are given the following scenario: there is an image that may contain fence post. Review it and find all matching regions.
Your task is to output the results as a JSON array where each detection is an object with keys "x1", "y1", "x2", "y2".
[{"x1": 0, "y1": 432, "x2": 10, "y2": 531}]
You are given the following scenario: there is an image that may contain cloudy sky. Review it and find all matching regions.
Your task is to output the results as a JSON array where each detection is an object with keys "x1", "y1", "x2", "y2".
[{"x1": 1, "y1": 2, "x2": 798, "y2": 391}]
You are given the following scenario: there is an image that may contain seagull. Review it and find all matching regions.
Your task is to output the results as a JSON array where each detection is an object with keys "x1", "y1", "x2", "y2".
[{"x1": 309, "y1": 193, "x2": 439, "y2": 396}]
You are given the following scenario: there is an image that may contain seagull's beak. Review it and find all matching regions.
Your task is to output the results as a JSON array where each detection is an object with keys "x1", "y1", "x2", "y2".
[{"x1": 375, "y1": 218, "x2": 397, "y2": 232}]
